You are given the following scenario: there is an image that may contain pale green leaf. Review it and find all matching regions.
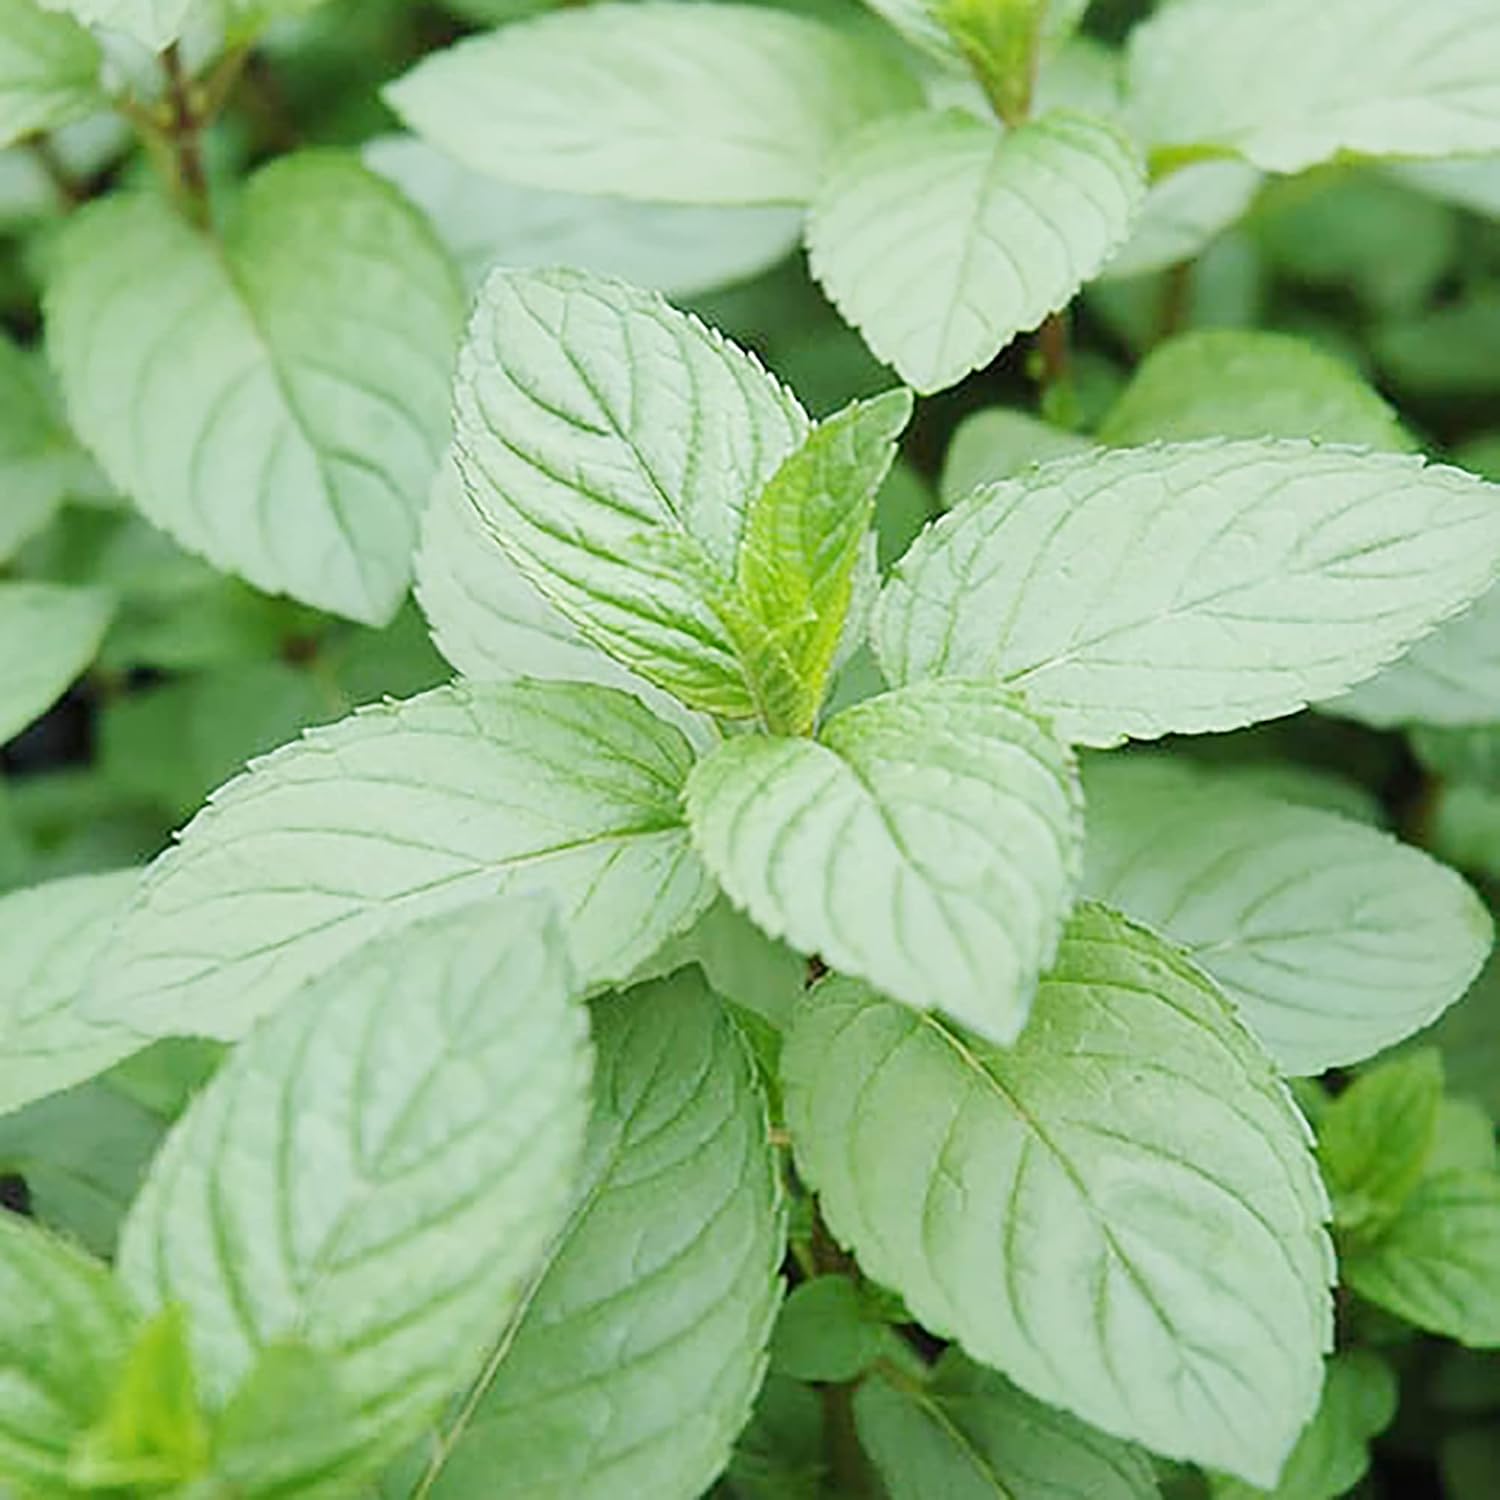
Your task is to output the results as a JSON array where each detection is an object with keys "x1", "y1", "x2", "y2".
[
  {"x1": 1319, "y1": 1053, "x2": 1446, "y2": 1236},
  {"x1": 855, "y1": 1350, "x2": 1158, "y2": 1500},
  {"x1": 0, "y1": 0, "x2": 99, "y2": 147},
  {"x1": 87, "y1": 680, "x2": 715, "y2": 1042},
  {"x1": 422, "y1": 970, "x2": 783, "y2": 1500},
  {"x1": 808, "y1": 108, "x2": 1144, "y2": 393},
  {"x1": 939, "y1": 406, "x2": 1091, "y2": 506},
  {"x1": 1081, "y1": 758, "x2": 1491, "y2": 1074},
  {"x1": 0, "y1": 580, "x2": 111, "y2": 744},
  {"x1": 1101, "y1": 160, "x2": 1261, "y2": 281},
  {"x1": 732, "y1": 388, "x2": 912, "y2": 733},
  {"x1": 35, "y1": 0, "x2": 194, "y2": 46},
  {"x1": 686, "y1": 678, "x2": 1082, "y2": 1043},
  {"x1": 0, "y1": 1212, "x2": 137, "y2": 1494},
  {"x1": 118, "y1": 897, "x2": 594, "y2": 1483},
  {"x1": 449, "y1": 266, "x2": 808, "y2": 718},
  {"x1": 1210, "y1": 1350, "x2": 1398, "y2": 1500},
  {"x1": 1388, "y1": 156, "x2": 1500, "y2": 219},
  {"x1": 1128, "y1": 0, "x2": 1500, "y2": 173},
  {"x1": 0, "y1": 332, "x2": 95, "y2": 560},
  {"x1": 414, "y1": 458, "x2": 700, "y2": 739},
  {"x1": 364, "y1": 134, "x2": 802, "y2": 298},
  {"x1": 770, "y1": 1276, "x2": 885, "y2": 1384},
  {"x1": 783, "y1": 904, "x2": 1334, "y2": 1485},
  {"x1": 1343, "y1": 1172, "x2": 1500, "y2": 1346},
  {"x1": 1327, "y1": 583, "x2": 1500, "y2": 728},
  {"x1": 1097, "y1": 331, "x2": 1410, "y2": 450},
  {"x1": 0, "y1": 869, "x2": 145, "y2": 1118},
  {"x1": 47, "y1": 153, "x2": 464, "y2": 625},
  {"x1": 859, "y1": 0, "x2": 1090, "y2": 74},
  {"x1": 386, "y1": 2, "x2": 919, "y2": 207},
  {"x1": 877, "y1": 439, "x2": 1500, "y2": 744}
]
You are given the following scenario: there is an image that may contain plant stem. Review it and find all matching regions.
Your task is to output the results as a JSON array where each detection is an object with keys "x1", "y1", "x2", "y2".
[
  {"x1": 1036, "y1": 308, "x2": 1071, "y2": 391},
  {"x1": 162, "y1": 42, "x2": 211, "y2": 229},
  {"x1": 807, "y1": 1199, "x2": 875, "y2": 1494},
  {"x1": 1157, "y1": 259, "x2": 1194, "y2": 343}
]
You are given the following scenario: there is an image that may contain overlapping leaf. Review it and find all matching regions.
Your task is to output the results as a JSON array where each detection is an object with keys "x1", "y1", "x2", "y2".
[
  {"x1": 0, "y1": 0, "x2": 99, "y2": 147},
  {"x1": 0, "y1": 581, "x2": 111, "y2": 744},
  {"x1": 784, "y1": 904, "x2": 1334, "y2": 1484}
]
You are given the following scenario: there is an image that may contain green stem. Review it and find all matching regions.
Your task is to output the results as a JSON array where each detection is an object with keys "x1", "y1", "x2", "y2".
[{"x1": 161, "y1": 42, "x2": 211, "y2": 229}]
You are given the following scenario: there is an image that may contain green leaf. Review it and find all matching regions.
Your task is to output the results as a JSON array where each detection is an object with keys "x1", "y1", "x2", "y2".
[
  {"x1": 47, "y1": 152, "x2": 464, "y2": 625},
  {"x1": 118, "y1": 896, "x2": 594, "y2": 1483},
  {"x1": 1080, "y1": 758, "x2": 1491, "y2": 1074},
  {"x1": 415, "y1": 458, "x2": 698, "y2": 736},
  {"x1": 88, "y1": 680, "x2": 715, "y2": 1042},
  {"x1": 686, "y1": 679, "x2": 1082, "y2": 1043},
  {"x1": 0, "y1": 580, "x2": 111, "y2": 744},
  {"x1": 722, "y1": 1372, "x2": 824, "y2": 1500},
  {"x1": 877, "y1": 439, "x2": 1500, "y2": 745},
  {"x1": 1328, "y1": 583, "x2": 1500, "y2": 728},
  {"x1": 364, "y1": 133, "x2": 802, "y2": 298},
  {"x1": 0, "y1": 1073, "x2": 169, "y2": 1255},
  {"x1": 770, "y1": 1276, "x2": 885, "y2": 1384},
  {"x1": 0, "y1": 0, "x2": 99, "y2": 148},
  {"x1": 808, "y1": 108, "x2": 1144, "y2": 393},
  {"x1": 69, "y1": 1307, "x2": 211, "y2": 1491},
  {"x1": 1209, "y1": 1350, "x2": 1398, "y2": 1500},
  {"x1": 1318, "y1": 1053, "x2": 1446, "y2": 1237},
  {"x1": 386, "y1": 2, "x2": 919, "y2": 206},
  {"x1": 1097, "y1": 330, "x2": 1410, "y2": 450},
  {"x1": 855, "y1": 1350, "x2": 1158, "y2": 1500},
  {"x1": 0, "y1": 869, "x2": 144, "y2": 1117},
  {"x1": 731, "y1": 388, "x2": 912, "y2": 733},
  {"x1": 1101, "y1": 159, "x2": 1261, "y2": 281},
  {"x1": 783, "y1": 904, "x2": 1334, "y2": 1485},
  {"x1": 421, "y1": 970, "x2": 784, "y2": 1500},
  {"x1": 209, "y1": 1342, "x2": 360, "y2": 1500},
  {"x1": 449, "y1": 266, "x2": 810, "y2": 718},
  {"x1": 1428, "y1": 1098, "x2": 1499, "y2": 1178},
  {"x1": 940, "y1": 406, "x2": 1091, "y2": 506},
  {"x1": 1343, "y1": 1172, "x2": 1500, "y2": 1346},
  {"x1": 0, "y1": 332, "x2": 95, "y2": 561},
  {"x1": 34, "y1": 0, "x2": 194, "y2": 47},
  {"x1": 0, "y1": 1211, "x2": 138, "y2": 1494},
  {"x1": 1128, "y1": 0, "x2": 1500, "y2": 174}
]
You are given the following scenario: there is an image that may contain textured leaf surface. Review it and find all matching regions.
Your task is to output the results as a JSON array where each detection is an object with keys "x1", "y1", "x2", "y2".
[
  {"x1": 877, "y1": 439, "x2": 1500, "y2": 744},
  {"x1": 809, "y1": 108, "x2": 1143, "y2": 393},
  {"x1": 0, "y1": 870, "x2": 144, "y2": 1118},
  {"x1": 1098, "y1": 330, "x2": 1410, "y2": 450},
  {"x1": 1211, "y1": 1351, "x2": 1397, "y2": 1500},
  {"x1": 1343, "y1": 1173, "x2": 1500, "y2": 1346},
  {"x1": 687, "y1": 679, "x2": 1082, "y2": 1042},
  {"x1": 47, "y1": 153, "x2": 464, "y2": 625},
  {"x1": 88, "y1": 680, "x2": 714, "y2": 1041},
  {"x1": 450, "y1": 267, "x2": 808, "y2": 717},
  {"x1": 35, "y1": 0, "x2": 194, "y2": 46},
  {"x1": 1329, "y1": 583, "x2": 1500, "y2": 727},
  {"x1": 1129, "y1": 0, "x2": 1500, "y2": 173},
  {"x1": 0, "y1": 0, "x2": 98, "y2": 147},
  {"x1": 386, "y1": 2, "x2": 918, "y2": 206},
  {"x1": 423, "y1": 971, "x2": 783, "y2": 1499},
  {"x1": 118, "y1": 898, "x2": 593, "y2": 1482},
  {"x1": 940, "y1": 407, "x2": 1091, "y2": 506},
  {"x1": 0, "y1": 1212, "x2": 136, "y2": 1492},
  {"x1": 0, "y1": 580, "x2": 111, "y2": 744},
  {"x1": 414, "y1": 457, "x2": 700, "y2": 738},
  {"x1": 1082, "y1": 758, "x2": 1491, "y2": 1074},
  {"x1": 855, "y1": 1351, "x2": 1158, "y2": 1500},
  {"x1": 783, "y1": 904, "x2": 1334, "y2": 1484},
  {"x1": 364, "y1": 134, "x2": 801, "y2": 297}
]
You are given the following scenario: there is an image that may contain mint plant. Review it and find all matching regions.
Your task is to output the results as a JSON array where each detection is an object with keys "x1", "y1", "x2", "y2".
[{"x1": 7, "y1": 0, "x2": 1500, "y2": 1497}]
